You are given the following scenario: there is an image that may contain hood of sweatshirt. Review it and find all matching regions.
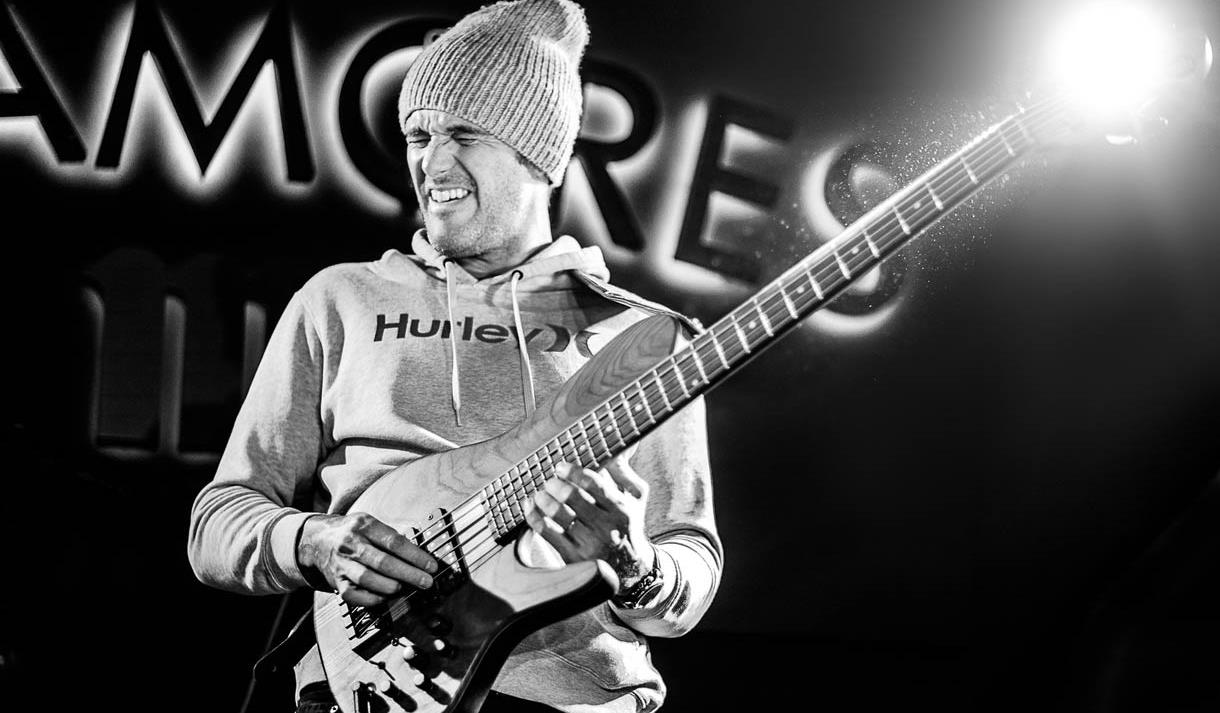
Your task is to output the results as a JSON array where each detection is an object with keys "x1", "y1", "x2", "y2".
[
  {"x1": 369, "y1": 230, "x2": 612, "y2": 426},
  {"x1": 404, "y1": 230, "x2": 609, "y2": 285}
]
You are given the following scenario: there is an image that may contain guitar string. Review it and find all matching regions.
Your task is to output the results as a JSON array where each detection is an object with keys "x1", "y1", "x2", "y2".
[
  {"x1": 318, "y1": 96, "x2": 1066, "y2": 630},
  {"x1": 387, "y1": 94, "x2": 1063, "y2": 595},
  {"x1": 391, "y1": 94, "x2": 1064, "y2": 562}
]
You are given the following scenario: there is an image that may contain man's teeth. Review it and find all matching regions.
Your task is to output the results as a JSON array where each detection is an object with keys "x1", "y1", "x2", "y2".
[{"x1": 429, "y1": 188, "x2": 470, "y2": 203}]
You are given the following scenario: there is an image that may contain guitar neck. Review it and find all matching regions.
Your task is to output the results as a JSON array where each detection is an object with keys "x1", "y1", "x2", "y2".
[{"x1": 478, "y1": 97, "x2": 1063, "y2": 540}]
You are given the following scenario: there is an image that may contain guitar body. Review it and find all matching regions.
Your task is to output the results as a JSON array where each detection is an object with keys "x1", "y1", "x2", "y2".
[{"x1": 314, "y1": 313, "x2": 683, "y2": 713}]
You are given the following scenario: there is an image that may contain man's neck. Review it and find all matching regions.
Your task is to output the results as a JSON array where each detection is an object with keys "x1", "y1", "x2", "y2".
[{"x1": 452, "y1": 232, "x2": 553, "y2": 279}]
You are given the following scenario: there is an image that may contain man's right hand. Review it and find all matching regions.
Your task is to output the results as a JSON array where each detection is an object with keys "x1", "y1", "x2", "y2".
[{"x1": 297, "y1": 512, "x2": 439, "y2": 606}]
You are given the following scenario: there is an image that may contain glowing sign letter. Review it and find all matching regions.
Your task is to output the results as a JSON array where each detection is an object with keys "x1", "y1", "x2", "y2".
[
  {"x1": 0, "y1": 5, "x2": 86, "y2": 162},
  {"x1": 337, "y1": 17, "x2": 452, "y2": 208},
  {"x1": 676, "y1": 95, "x2": 793, "y2": 283},
  {"x1": 95, "y1": 1, "x2": 313, "y2": 181},
  {"x1": 565, "y1": 59, "x2": 659, "y2": 251}
]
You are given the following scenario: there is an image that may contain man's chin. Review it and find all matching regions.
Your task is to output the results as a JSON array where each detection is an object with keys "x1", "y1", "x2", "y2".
[{"x1": 424, "y1": 226, "x2": 479, "y2": 259}]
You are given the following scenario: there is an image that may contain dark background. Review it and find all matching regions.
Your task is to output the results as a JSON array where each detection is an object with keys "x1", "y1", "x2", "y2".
[{"x1": 3, "y1": 0, "x2": 1220, "y2": 711}]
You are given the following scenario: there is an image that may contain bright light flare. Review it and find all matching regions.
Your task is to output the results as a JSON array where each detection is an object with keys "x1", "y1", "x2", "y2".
[{"x1": 1043, "y1": 2, "x2": 1178, "y2": 109}]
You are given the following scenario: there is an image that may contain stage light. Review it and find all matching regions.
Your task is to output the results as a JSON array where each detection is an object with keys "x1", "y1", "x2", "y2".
[{"x1": 1042, "y1": 1, "x2": 1210, "y2": 112}]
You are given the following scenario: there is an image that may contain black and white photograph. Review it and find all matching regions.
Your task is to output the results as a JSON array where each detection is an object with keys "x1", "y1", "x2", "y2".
[{"x1": 3, "y1": 1, "x2": 1220, "y2": 711}]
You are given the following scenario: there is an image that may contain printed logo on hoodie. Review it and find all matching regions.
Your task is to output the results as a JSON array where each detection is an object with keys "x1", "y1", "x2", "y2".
[{"x1": 373, "y1": 313, "x2": 600, "y2": 357}]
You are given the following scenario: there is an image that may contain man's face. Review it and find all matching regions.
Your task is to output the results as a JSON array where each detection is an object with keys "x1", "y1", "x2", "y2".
[{"x1": 404, "y1": 109, "x2": 548, "y2": 261}]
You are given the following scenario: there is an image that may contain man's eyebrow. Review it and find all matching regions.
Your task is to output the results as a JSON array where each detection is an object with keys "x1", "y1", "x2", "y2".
[{"x1": 448, "y1": 122, "x2": 490, "y2": 136}]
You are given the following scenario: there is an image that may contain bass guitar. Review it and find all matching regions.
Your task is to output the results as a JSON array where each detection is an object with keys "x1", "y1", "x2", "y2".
[{"x1": 315, "y1": 39, "x2": 1209, "y2": 713}]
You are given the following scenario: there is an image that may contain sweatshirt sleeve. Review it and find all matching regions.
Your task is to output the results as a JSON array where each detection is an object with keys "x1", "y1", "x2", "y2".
[
  {"x1": 187, "y1": 292, "x2": 326, "y2": 595},
  {"x1": 611, "y1": 396, "x2": 722, "y2": 637}
]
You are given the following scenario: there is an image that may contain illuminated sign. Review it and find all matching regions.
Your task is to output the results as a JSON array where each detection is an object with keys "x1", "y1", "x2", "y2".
[
  {"x1": 2, "y1": 1, "x2": 905, "y2": 306},
  {"x1": 3, "y1": 2, "x2": 913, "y2": 458}
]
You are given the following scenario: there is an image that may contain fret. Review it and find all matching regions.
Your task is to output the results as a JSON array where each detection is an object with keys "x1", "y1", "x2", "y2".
[
  {"x1": 671, "y1": 358, "x2": 692, "y2": 398},
  {"x1": 651, "y1": 372, "x2": 673, "y2": 411},
  {"x1": 893, "y1": 205, "x2": 912, "y2": 235},
  {"x1": 997, "y1": 129, "x2": 1016, "y2": 156},
  {"x1": 498, "y1": 495, "x2": 513, "y2": 532},
  {"x1": 709, "y1": 330, "x2": 730, "y2": 369},
  {"x1": 617, "y1": 392, "x2": 640, "y2": 437},
  {"x1": 779, "y1": 286, "x2": 798, "y2": 319},
  {"x1": 637, "y1": 381, "x2": 656, "y2": 423},
  {"x1": 604, "y1": 404, "x2": 627, "y2": 448},
  {"x1": 729, "y1": 313, "x2": 752, "y2": 353},
  {"x1": 561, "y1": 430, "x2": 579, "y2": 464},
  {"x1": 690, "y1": 348, "x2": 709, "y2": 383},
  {"x1": 861, "y1": 230, "x2": 881, "y2": 259},
  {"x1": 833, "y1": 250, "x2": 851, "y2": 279},
  {"x1": 540, "y1": 444, "x2": 556, "y2": 472},
  {"x1": 805, "y1": 268, "x2": 825, "y2": 299},
  {"x1": 525, "y1": 452, "x2": 542, "y2": 483},
  {"x1": 491, "y1": 479, "x2": 508, "y2": 514},
  {"x1": 505, "y1": 480, "x2": 523, "y2": 519},
  {"x1": 1001, "y1": 120, "x2": 1030, "y2": 153},
  {"x1": 504, "y1": 463, "x2": 524, "y2": 491},
  {"x1": 493, "y1": 504, "x2": 508, "y2": 537},
  {"x1": 502, "y1": 465, "x2": 520, "y2": 495},
  {"x1": 573, "y1": 420, "x2": 595, "y2": 463},
  {"x1": 751, "y1": 298, "x2": 773, "y2": 337},
  {"x1": 960, "y1": 156, "x2": 979, "y2": 184},
  {"x1": 1012, "y1": 113, "x2": 1035, "y2": 144},
  {"x1": 512, "y1": 468, "x2": 527, "y2": 512},
  {"x1": 925, "y1": 183, "x2": 944, "y2": 211},
  {"x1": 483, "y1": 492, "x2": 502, "y2": 534},
  {"x1": 515, "y1": 467, "x2": 532, "y2": 505},
  {"x1": 590, "y1": 412, "x2": 613, "y2": 457}
]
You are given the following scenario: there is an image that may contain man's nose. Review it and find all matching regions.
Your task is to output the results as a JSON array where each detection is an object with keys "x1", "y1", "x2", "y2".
[{"x1": 421, "y1": 137, "x2": 457, "y2": 176}]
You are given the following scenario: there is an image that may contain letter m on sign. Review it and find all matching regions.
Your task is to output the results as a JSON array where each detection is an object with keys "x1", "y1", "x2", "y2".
[{"x1": 96, "y1": 1, "x2": 313, "y2": 181}]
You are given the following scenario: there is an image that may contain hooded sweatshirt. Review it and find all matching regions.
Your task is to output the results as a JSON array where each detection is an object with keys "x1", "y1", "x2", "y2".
[{"x1": 188, "y1": 232, "x2": 722, "y2": 713}]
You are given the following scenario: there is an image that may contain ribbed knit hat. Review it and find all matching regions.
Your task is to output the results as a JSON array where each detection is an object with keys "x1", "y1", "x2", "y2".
[{"x1": 398, "y1": 0, "x2": 588, "y2": 186}]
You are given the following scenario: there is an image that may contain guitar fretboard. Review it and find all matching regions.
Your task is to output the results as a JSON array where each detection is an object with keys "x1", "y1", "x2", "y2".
[{"x1": 478, "y1": 98, "x2": 1061, "y2": 541}]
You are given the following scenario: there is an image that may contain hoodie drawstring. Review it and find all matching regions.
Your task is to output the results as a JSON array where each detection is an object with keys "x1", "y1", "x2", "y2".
[
  {"x1": 510, "y1": 270, "x2": 537, "y2": 415},
  {"x1": 444, "y1": 260, "x2": 462, "y2": 426}
]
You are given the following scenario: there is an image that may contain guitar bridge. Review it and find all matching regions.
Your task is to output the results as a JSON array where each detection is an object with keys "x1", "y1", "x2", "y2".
[{"x1": 344, "y1": 601, "x2": 391, "y2": 639}]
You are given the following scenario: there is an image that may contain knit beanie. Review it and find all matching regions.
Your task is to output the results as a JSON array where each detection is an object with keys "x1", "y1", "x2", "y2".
[{"x1": 398, "y1": 0, "x2": 588, "y2": 186}]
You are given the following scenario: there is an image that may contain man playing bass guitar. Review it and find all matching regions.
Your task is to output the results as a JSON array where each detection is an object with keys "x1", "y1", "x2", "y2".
[{"x1": 188, "y1": 1, "x2": 722, "y2": 711}]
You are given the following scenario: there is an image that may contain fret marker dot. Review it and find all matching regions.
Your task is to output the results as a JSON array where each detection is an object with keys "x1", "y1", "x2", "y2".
[
  {"x1": 633, "y1": 404, "x2": 642, "y2": 411},
  {"x1": 913, "y1": 201, "x2": 921, "y2": 209},
  {"x1": 796, "y1": 285, "x2": 805, "y2": 293},
  {"x1": 747, "y1": 321, "x2": 756, "y2": 329}
]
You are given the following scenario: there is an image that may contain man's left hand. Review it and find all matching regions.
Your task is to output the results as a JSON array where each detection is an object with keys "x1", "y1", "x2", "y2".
[{"x1": 526, "y1": 457, "x2": 655, "y2": 590}]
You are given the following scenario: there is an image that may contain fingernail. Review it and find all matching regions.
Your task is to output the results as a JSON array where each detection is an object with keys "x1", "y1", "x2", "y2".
[
  {"x1": 426, "y1": 559, "x2": 438, "y2": 573},
  {"x1": 420, "y1": 574, "x2": 434, "y2": 589}
]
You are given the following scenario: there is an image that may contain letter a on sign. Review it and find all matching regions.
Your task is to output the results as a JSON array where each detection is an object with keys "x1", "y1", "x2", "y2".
[{"x1": 0, "y1": 5, "x2": 87, "y2": 162}]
